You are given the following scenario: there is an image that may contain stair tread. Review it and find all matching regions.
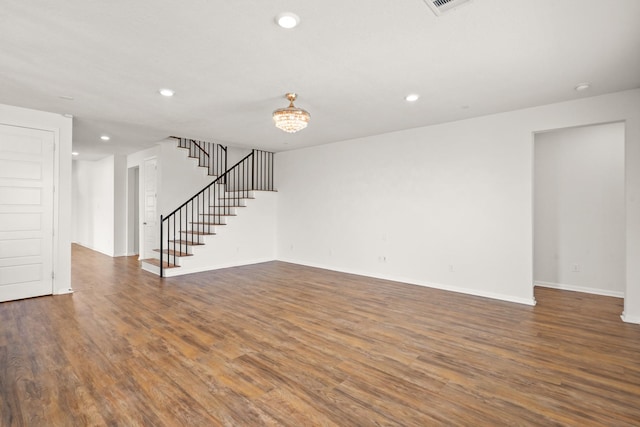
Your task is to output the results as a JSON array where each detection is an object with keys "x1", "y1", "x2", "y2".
[
  {"x1": 141, "y1": 258, "x2": 179, "y2": 268},
  {"x1": 153, "y1": 249, "x2": 192, "y2": 257},
  {"x1": 181, "y1": 230, "x2": 216, "y2": 235},
  {"x1": 168, "y1": 240, "x2": 205, "y2": 246}
]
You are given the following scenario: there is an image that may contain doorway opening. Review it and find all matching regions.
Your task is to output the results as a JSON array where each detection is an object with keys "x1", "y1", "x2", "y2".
[{"x1": 533, "y1": 122, "x2": 625, "y2": 302}]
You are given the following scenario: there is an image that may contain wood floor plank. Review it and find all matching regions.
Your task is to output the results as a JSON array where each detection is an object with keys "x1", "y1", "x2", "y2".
[{"x1": 0, "y1": 244, "x2": 639, "y2": 425}]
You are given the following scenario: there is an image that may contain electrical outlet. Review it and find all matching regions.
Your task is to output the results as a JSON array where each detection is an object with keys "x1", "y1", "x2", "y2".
[
  {"x1": 449, "y1": 264, "x2": 455, "y2": 272},
  {"x1": 572, "y1": 264, "x2": 580, "y2": 272}
]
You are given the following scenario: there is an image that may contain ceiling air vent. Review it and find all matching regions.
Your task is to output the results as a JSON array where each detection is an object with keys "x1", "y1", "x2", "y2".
[{"x1": 424, "y1": 0, "x2": 471, "y2": 16}]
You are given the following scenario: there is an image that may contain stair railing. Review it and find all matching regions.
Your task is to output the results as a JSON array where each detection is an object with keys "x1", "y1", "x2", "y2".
[
  {"x1": 159, "y1": 149, "x2": 274, "y2": 277},
  {"x1": 171, "y1": 136, "x2": 228, "y2": 177}
]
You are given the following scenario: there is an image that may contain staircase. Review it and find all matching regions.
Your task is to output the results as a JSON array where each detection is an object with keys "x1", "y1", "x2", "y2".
[
  {"x1": 172, "y1": 136, "x2": 227, "y2": 177},
  {"x1": 141, "y1": 138, "x2": 275, "y2": 277}
]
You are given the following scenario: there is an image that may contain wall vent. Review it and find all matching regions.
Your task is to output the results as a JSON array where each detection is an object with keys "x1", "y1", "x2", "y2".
[{"x1": 424, "y1": 0, "x2": 471, "y2": 16}]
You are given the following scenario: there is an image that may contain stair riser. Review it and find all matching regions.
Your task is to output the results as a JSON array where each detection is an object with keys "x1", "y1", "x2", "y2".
[
  {"x1": 146, "y1": 252, "x2": 161, "y2": 261},
  {"x1": 166, "y1": 241, "x2": 201, "y2": 251},
  {"x1": 210, "y1": 200, "x2": 247, "y2": 208},
  {"x1": 190, "y1": 223, "x2": 222, "y2": 233},
  {"x1": 154, "y1": 247, "x2": 194, "y2": 256},
  {"x1": 141, "y1": 262, "x2": 160, "y2": 275},
  {"x1": 192, "y1": 218, "x2": 227, "y2": 225},
  {"x1": 203, "y1": 207, "x2": 238, "y2": 215},
  {"x1": 222, "y1": 191, "x2": 255, "y2": 198},
  {"x1": 178, "y1": 233, "x2": 210, "y2": 244},
  {"x1": 141, "y1": 259, "x2": 181, "y2": 273},
  {"x1": 147, "y1": 251, "x2": 190, "y2": 262}
]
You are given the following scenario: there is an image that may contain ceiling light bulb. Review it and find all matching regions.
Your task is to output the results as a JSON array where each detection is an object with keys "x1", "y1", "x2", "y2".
[
  {"x1": 159, "y1": 88, "x2": 175, "y2": 97},
  {"x1": 100, "y1": 135, "x2": 110, "y2": 141},
  {"x1": 574, "y1": 83, "x2": 590, "y2": 92},
  {"x1": 72, "y1": 152, "x2": 79, "y2": 156},
  {"x1": 405, "y1": 94, "x2": 420, "y2": 102},
  {"x1": 276, "y1": 13, "x2": 300, "y2": 29}
]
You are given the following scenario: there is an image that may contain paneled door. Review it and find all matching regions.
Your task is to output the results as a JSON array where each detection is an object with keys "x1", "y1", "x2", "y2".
[
  {"x1": 142, "y1": 157, "x2": 158, "y2": 259},
  {"x1": 0, "y1": 124, "x2": 54, "y2": 302}
]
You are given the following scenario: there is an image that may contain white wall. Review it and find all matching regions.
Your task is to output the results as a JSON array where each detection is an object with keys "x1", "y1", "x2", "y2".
[
  {"x1": 277, "y1": 113, "x2": 535, "y2": 305},
  {"x1": 156, "y1": 142, "x2": 252, "y2": 216},
  {"x1": 157, "y1": 140, "x2": 216, "y2": 216},
  {"x1": 534, "y1": 123, "x2": 625, "y2": 297},
  {"x1": 276, "y1": 89, "x2": 640, "y2": 322},
  {"x1": 227, "y1": 146, "x2": 253, "y2": 167},
  {"x1": 72, "y1": 157, "x2": 116, "y2": 256},
  {"x1": 0, "y1": 103, "x2": 72, "y2": 295}
]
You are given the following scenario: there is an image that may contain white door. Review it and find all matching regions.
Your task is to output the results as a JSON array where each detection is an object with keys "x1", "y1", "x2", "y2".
[
  {"x1": 143, "y1": 157, "x2": 158, "y2": 259},
  {"x1": 0, "y1": 124, "x2": 54, "y2": 302}
]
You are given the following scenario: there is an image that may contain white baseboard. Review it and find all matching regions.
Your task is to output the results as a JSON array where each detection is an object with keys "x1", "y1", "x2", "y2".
[
  {"x1": 163, "y1": 257, "x2": 277, "y2": 277},
  {"x1": 74, "y1": 242, "x2": 115, "y2": 258},
  {"x1": 534, "y1": 281, "x2": 624, "y2": 298},
  {"x1": 278, "y1": 257, "x2": 536, "y2": 306},
  {"x1": 621, "y1": 312, "x2": 640, "y2": 324}
]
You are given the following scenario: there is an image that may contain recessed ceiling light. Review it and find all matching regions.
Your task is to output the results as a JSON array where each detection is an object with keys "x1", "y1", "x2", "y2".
[
  {"x1": 58, "y1": 95, "x2": 74, "y2": 101},
  {"x1": 159, "y1": 88, "x2": 175, "y2": 97},
  {"x1": 405, "y1": 94, "x2": 420, "y2": 102},
  {"x1": 72, "y1": 152, "x2": 79, "y2": 156},
  {"x1": 276, "y1": 12, "x2": 300, "y2": 29},
  {"x1": 575, "y1": 83, "x2": 590, "y2": 92},
  {"x1": 100, "y1": 135, "x2": 110, "y2": 141}
]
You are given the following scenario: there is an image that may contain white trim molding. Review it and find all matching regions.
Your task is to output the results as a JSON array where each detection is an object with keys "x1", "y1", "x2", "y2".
[
  {"x1": 163, "y1": 258, "x2": 277, "y2": 277},
  {"x1": 621, "y1": 312, "x2": 640, "y2": 324},
  {"x1": 280, "y1": 258, "x2": 537, "y2": 306},
  {"x1": 535, "y1": 281, "x2": 624, "y2": 298}
]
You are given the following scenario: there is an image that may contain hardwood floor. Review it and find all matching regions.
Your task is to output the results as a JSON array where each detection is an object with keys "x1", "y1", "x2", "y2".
[{"x1": 1, "y1": 244, "x2": 640, "y2": 426}]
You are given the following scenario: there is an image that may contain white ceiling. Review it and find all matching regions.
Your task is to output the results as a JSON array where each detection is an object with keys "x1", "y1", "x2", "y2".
[{"x1": 1, "y1": 0, "x2": 639, "y2": 160}]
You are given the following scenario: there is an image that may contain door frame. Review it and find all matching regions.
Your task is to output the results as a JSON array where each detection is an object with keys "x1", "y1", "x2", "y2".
[
  {"x1": 531, "y1": 120, "x2": 627, "y2": 306},
  {"x1": 127, "y1": 166, "x2": 140, "y2": 256},
  {"x1": 140, "y1": 156, "x2": 158, "y2": 260}
]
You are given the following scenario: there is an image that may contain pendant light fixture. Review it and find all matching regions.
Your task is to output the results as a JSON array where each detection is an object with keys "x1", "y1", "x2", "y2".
[{"x1": 272, "y1": 93, "x2": 310, "y2": 133}]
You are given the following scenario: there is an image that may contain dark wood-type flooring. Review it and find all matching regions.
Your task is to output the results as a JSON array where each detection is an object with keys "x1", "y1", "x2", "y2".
[{"x1": 1, "y1": 244, "x2": 640, "y2": 426}]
